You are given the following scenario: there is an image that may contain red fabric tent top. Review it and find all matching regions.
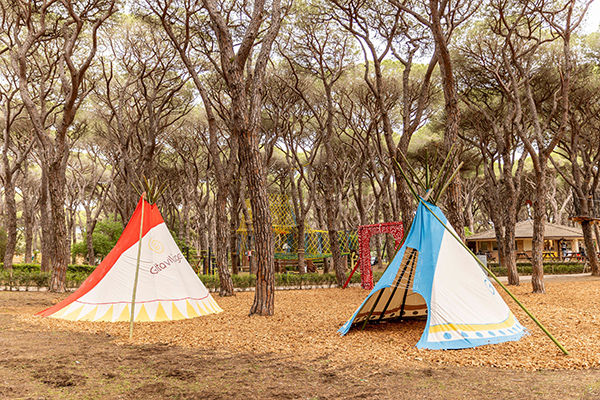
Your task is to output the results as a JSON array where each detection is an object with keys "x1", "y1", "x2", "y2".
[{"x1": 37, "y1": 197, "x2": 164, "y2": 317}]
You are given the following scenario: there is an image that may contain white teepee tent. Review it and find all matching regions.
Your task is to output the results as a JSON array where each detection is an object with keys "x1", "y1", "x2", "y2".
[
  {"x1": 38, "y1": 197, "x2": 222, "y2": 322},
  {"x1": 339, "y1": 199, "x2": 527, "y2": 350}
]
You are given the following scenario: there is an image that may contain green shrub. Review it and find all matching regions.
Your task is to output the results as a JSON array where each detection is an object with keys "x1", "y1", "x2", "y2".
[
  {"x1": 232, "y1": 274, "x2": 256, "y2": 288},
  {"x1": 67, "y1": 264, "x2": 95, "y2": 274},
  {"x1": 10, "y1": 263, "x2": 41, "y2": 273},
  {"x1": 71, "y1": 218, "x2": 123, "y2": 261},
  {"x1": 198, "y1": 272, "x2": 372, "y2": 290},
  {"x1": 1, "y1": 263, "x2": 96, "y2": 274},
  {"x1": 0, "y1": 270, "x2": 14, "y2": 288},
  {"x1": 30, "y1": 272, "x2": 51, "y2": 289},
  {"x1": 0, "y1": 270, "x2": 51, "y2": 290},
  {"x1": 198, "y1": 274, "x2": 219, "y2": 290},
  {"x1": 487, "y1": 262, "x2": 586, "y2": 276},
  {"x1": 66, "y1": 271, "x2": 90, "y2": 288}
]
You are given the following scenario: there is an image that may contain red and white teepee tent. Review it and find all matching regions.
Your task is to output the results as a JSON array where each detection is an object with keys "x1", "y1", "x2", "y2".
[{"x1": 37, "y1": 196, "x2": 222, "y2": 322}]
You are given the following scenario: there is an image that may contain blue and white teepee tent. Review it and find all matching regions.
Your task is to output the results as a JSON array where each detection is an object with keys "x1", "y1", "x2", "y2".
[{"x1": 339, "y1": 199, "x2": 527, "y2": 350}]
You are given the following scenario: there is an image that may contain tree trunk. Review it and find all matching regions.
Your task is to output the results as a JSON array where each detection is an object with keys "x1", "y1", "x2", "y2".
[
  {"x1": 531, "y1": 171, "x2": 546, "y2": 293},
  {"x1": 355, "y1": 179, "x2": 368, "y2": 226},
  {"x1": 40, "y1": 165, "x2": 53, "y2": 273},
  {"x1": 48, "y1": 160, "x2": 69, "y2": 292},
  {"x1": 324, "y1": 186, "x2": 345, "y2": 286},
  {"x1": 297, "y1": 222, "x2": 307, "y2": 274},
  {"x1": 230, "y1": 228, "x2": 240, "y2": 275},
  {"x1": 581, "y1": 220, "x2": 599, "y2": 276},
  {"x1": 242, "y1": 134, "x2": 275, "y2": 316},
  {"x1": 1, "y1": 121, "x2": 18, "y2": 271},
  {"x1": 315, "y1": 201, "x2": 325, "y2": 229},
  {"x1": 465, "y1": 198, "x2": 475, "y2": 234},
  {"x1": 86, "y1": 217, "x2": 95, "y2": 266},
  {"x1": 430, "y1": 0, "x2": 464, "y2": 240},
  {"x1": 395, "y1": 170, "x2": 415, "y2": 230},
  {"x1": 2, "y1": 175, "x2": 17, "y2": 271},
  {"x1": 70, "y1": 212, "x2": 77, "y2": 264},
  {"x1": 594, "y1": 224, "x2": 600, "y2": 254},
  {"x1": 503, "y1": 223, "x2": 519, "y2": 286},
  {"x1": 381, "y1": 202, "x2": 395, "y2": 263},
  {"x1": 229, "y1": 193, "x2": 240, "y2": 275},
  {"x1": 20, "y1": 160, "x2": 35, "y2": 263},
  {"x1": 241, "y1": 196, "x2": 255, "y2": 274},
  {"x1": 494, "y1": 226, "x2": 507, "y2": 272},
  {"x1": 215, "y1": 191, "x2": 234, "y2": 296},
  {"x1": 23, "y1": 197, "x2": 34, "y2": 263},
  {"x1": 197, "y1": 204, "x2": 209, "y2": 253}
]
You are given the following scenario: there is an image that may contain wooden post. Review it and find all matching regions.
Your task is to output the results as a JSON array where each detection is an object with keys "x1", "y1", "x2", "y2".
[{"x1": 129, "y1": 193, "x2": 146, "y2": 339}]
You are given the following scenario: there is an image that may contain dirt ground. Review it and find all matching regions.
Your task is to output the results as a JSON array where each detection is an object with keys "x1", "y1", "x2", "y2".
[{"x1": 2, "y1": 277, "x2": 600, "y2": 399}]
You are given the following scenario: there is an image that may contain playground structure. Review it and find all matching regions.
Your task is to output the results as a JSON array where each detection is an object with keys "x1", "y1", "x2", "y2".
[
  {"x1": 237, "y1": 194, "x2": 358, "y2": 267},
  {"x1": 343, "y1": 222, "x2": 405, "y2": 290}
]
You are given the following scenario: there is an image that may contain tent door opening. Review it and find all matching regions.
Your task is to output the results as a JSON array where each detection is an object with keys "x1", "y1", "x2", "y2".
[{"x1": 354, "y1": 247, "x2": 427, "y2": 328}]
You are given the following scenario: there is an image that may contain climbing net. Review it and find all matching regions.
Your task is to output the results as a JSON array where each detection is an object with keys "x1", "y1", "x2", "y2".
[{"x1": 237, "y1": 194, "x2": 358, "y2": 260}]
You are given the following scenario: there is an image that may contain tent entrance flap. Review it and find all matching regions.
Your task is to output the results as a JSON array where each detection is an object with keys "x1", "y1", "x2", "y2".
[{"x1": 354, "y1": 247, "x2": 427, "y2": 326}]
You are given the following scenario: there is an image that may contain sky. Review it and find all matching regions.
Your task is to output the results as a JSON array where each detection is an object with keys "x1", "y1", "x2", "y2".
[{"x1": 582, "y1": 0, "x2": 600, "y2": 33}]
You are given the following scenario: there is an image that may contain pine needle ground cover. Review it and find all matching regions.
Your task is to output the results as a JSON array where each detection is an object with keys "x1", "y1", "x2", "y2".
[
  {"x1": 3, "y1": 277, "x2": 600, "y2": 398},
  {"x1": 4, "y1": 276, "x2": 600, "y2": 372}
]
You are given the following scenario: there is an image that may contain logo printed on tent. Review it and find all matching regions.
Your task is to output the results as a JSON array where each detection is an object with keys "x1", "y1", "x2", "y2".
[
  {"x1": 148, "y1": 238, "x2": 164, "y2": 254},
  {"x1": 150, "y1": 253, "x2": 184, "y2": 274}
]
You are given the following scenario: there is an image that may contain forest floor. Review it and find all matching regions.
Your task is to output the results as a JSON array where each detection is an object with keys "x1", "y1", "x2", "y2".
[{"x1": 2, "y1": 276, "x2": 600, "y2": 399}]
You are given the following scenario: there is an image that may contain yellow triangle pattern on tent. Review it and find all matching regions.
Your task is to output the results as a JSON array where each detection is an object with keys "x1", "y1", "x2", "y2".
[
  {"x1": 171, "y1": 303, "x2": 187, "y2": 320},
  {"x1": 186, "y1": 300, "x2": 199, "y2": 318},
  {"x1": 79, "y1": 306, "x2": 99, "y2": 321},
  {"x1": 206, "y1": 297, "x2": 222, "y2": 313},
  {"x1": 62, "y1": 305, "x2": 84, "y2": 321},
  {"x1": 46, "y1": 298, "x2": 221, "y2": 322},
  {"x1": 205, "y1": 299, "x2": 216, "y2": 314},
  {"x1": 96, "y1": 305, "x2": 114, "y2": 322},
  {"x1": 136, "y1": 304, "x2": 151, "y2": 322},
  {"x1": 115, "y1": 305, "x2": 130, "y2": 322},
  {"x1": 203, "y1": 300, "x2": 215, "y2": 314},
  {"x1": 213, "y1": 298, "x2": 223, "y2": 312},
  {"x1": 154, "y1": 303, "x2": 170, "y2": 321},
  {"x1": 199, "y1": 301, "x2": 213, "y2": 316},
  {"x1": 49, "y1": 306, "x2": 68, "y2": 319},
  {"x1": 194, "y1": 302, "x2": 206, "y2": 316}
]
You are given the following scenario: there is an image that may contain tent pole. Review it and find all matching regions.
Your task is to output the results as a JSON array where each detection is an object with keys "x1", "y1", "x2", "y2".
[
  {"x1": 377, "y1": 249, "x2": 416, "y2": 323},
  {"x1": 418, "y1": 199, "x2": 569, "y2": 356},
  {"x1": 362, "y1": 248, "x2": 414, "y2": 330},
  {"x1": 362, "y1": 225, "x2": 411, "y2": 322},
  {"x1": 394, "y1": 160, "x2": 420, "y2": 202},
  {"x1": 129, "y1": 193, "x2": 146, "y2": 339},
  {"x1": 360, "y1": 287, "x2": 387, "y2": 331},
  {"x1": 396, "y1": 250, "x2": 417, "y2": 323}
]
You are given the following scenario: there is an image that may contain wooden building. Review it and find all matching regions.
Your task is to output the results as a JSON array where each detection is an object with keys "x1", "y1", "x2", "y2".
[{"x1": 466, "y1": 220, "x2": 588, "y2": 262}]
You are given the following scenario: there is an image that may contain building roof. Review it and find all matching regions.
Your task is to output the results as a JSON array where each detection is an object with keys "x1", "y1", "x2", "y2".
[{"x1": 467, "y1": 220, "x2": 583, "y2": 241}]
